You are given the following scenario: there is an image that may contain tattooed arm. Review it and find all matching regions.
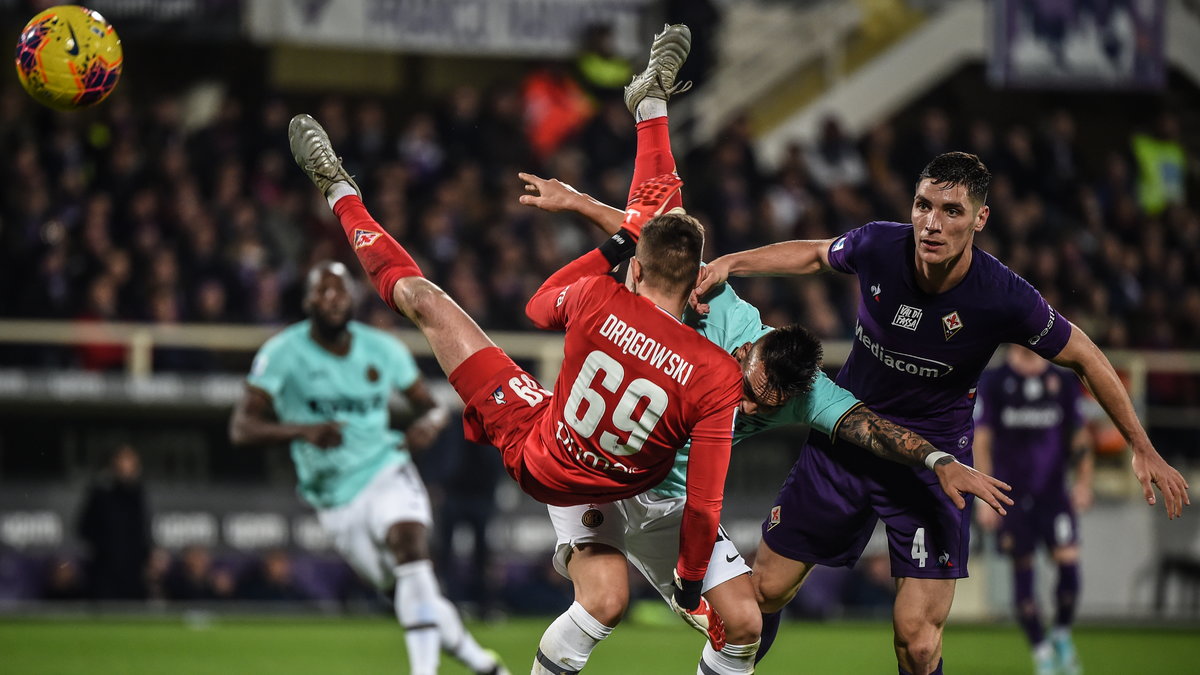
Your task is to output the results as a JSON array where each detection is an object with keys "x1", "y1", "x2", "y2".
[{"x1": 836, "y1": 404, "x2": 1014, "y2": 514}]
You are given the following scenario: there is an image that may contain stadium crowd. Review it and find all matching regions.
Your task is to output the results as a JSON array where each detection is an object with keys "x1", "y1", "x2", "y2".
[{"x1": 1, "y1": 79, "x2": 1196, "y2": 356}]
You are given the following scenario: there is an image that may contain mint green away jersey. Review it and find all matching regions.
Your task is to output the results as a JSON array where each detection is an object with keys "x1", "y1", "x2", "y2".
[
  {"x1": 652, "y1": 283, "x2": 862, "y2": 497},
  {"x1": 247, "y1": 320, "x2": 421, "y2": 508}
]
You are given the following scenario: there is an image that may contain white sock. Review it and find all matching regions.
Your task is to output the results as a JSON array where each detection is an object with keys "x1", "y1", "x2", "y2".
[
  {"x1": 533, "y1": 601, "x2": 613, "y2": 674},
  {"x1": 636, "y1": 98, "x2": 668, "y2": 123},
  {"x1": 394, "y1": 560, "x2": 441, "y2": 675},
  {"x1": 325, "y1": 181, "x2": 358, "y2": 210},
  {"x1": 697, "y1": 641, "x2": 758, "y2": 675},
  {"x1": 435, "y1": 596, "x2": 496, "y2": 672}
]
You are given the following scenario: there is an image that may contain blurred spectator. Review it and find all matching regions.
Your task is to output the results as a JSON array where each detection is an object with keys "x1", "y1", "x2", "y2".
[
  {"x1": 574, "y1": 23, "x2": 633, "y2": 103},
  {"x1": 1131, "y1": 111, "x2": 1187, "y2": 216},
  {"x1": 77, "y1": 444, "x2": 152, "y2": 600},
  {"x1": 841, "y1": 553, "x2": 895, "y2": 617},
  {"x1": 236, "y1": 549, "x2": 308, "y2": 603},
  {"x1": 165, "y1": 545, "x2": 235, "y2": 601},
  {"x1": 42, "y1": 557, "x2": 86, "y2": 601},
  {"x1": 522, "y1": 65, "x2": 594, "y2": 161}
]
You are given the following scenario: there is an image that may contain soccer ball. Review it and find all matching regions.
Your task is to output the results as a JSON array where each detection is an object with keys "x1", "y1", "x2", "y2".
[{"x1": 14, "y1": 5, "x2": 122, "y2": 111}]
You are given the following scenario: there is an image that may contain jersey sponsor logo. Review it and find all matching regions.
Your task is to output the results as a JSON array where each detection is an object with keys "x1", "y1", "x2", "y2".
[
  {"x1": 768, "y1": 505, "x2": 781, "y2": 530},
  {"x1": 1027, "y1": 310, "x2": 1057, "y2": 346},
  {"x1": 556, "y1": 287, "x2": 568, "y2": 307},
  {"x1": 725, "y1": 553, "x2": 739, "y2": 563},
  {"x1": 938, "y1": 551, "x2": 954, "y2": 568},
  {"x1": 352, "y1": 229, "x2": 382, "y2": 250},
  {"x1": 891, "y1": 304, "x2": 923, "y2": 331},
  {"x1": 597, "y1": 314, "x2": 694, "y2": 386},
  {"x1": 1000, "y1": 405, "x2": 1063, "y2": 429},
  {"x1": 870, "y1": 283, "x2": 882, "y2": 302},
  {"x1": 854, "y1": 323, "x2": 954, "y2": 378},
  {"x1": 941, "y1": 311, "x2": 964, "y2": 340},
  {"x1": 831, "y1": 237, "x2": 846, "y2": 252},
  {"x1": 306, "y1": 394, "x2": 385, "y2": 415},
  {"x1": 491, "y1": 386, "x2": 506, "y2": 405}
]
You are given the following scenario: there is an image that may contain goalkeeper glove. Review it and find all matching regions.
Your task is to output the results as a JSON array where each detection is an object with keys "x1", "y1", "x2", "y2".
[
  {"x1": 622, "y1": 172, "x2": 684, "y2": 238},
  {"x1": 669, "y1": 569, "x2": 726, "y2": 650}
]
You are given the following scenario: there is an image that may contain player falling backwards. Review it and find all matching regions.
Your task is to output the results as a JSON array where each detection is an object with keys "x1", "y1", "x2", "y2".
[
  {"x1": 694, "y1": 151, "x2": 1190, "y2": 675},
  {"x1": 230, "y1": 262, "x2": 507, "y2": 675},
  {"x1": 287, "y1": 112, "x2": 744, "y2": 672},
  {"x1": 515, "y1": 23, "x2": 1011, "y2": 675},
  {"x1": 975, "y1": 346, "x2": 1094, "y2": 675}
]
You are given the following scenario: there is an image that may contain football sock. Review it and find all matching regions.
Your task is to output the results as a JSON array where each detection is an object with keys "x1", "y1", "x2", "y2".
[
  {"x1": 697, "y1": 641, "x2": 758, "y2": 675},
  {"x1": 331, "y1": 193, "x2": 423, "y2": 313},
  {"x1": 754, "y1": 611, "x2": 782, "y2": 664},
  {"x1": 1014, "y1": 565, "x2": 1045, "y2": 645},
  {"x1": 1054, "y1": 562, "x2": 1080, "y2": 627},
  {"x1": 635, "y1": 97, "x2": 667, "y2": 122},
  {"x1": 394, "y1": 560, "x2": 441, "y2": 675},
  {"x1": 325, "y1": 181, "x2": 359, "y2": 210},
  {"x1": 533, "y1": 601, "x2": 613, "y2": 674},
  {"x1": 629, "y1": 117, "x2": 683, "y2": 213},
  {"x1": 434, "y1": 596, "x2": 496, "y2": 672}
]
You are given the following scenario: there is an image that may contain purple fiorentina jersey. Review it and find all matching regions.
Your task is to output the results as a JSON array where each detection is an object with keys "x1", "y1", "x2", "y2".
[
  {"x1": 976, "y1": 363, "x2": 1083, "y2": 495},
  {"x1": 827, "y1": 221, "x2": 1072, "y2": 459}
]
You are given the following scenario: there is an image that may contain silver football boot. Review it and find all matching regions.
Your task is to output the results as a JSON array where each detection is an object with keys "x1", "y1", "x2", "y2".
[
  {"x1": 624, "y1": 23, "x2": 693, "y2": 116},
  {"x1": 287, "y1": 113, "x2": 361, "y2": 199}
]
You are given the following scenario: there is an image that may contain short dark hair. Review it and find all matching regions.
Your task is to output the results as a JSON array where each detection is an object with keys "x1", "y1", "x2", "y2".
[
  {"x1": 918, "y1": 152, "x2": 991, "y2": 207},
  {"x1": 635, "y1": 212, "x2": 705, "y2": 294},
  {"x1": 757, "y1": 324, "x2": 823, "y2": 398}
]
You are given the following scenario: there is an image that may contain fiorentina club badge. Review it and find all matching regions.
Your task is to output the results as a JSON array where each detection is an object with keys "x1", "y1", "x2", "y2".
[
  {"x1": 768, "y1": 505, "x2": 782, "y2": 531},
  {"x1": 352, "y1": 229, "x2": 382, "y2": 250},
  {"x1": 941, "y1": 311, "x2": 964, "y2": 340}
]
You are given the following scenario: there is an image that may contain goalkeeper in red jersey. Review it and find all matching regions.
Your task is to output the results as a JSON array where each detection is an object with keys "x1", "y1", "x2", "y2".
[{"x1": 288, "y1": 114, "x2": 741, "y2": 669}]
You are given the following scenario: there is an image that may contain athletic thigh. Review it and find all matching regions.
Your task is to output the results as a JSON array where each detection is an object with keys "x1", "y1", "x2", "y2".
[
  {"x1": 760, "y1": 442, "x2": 877, "y2": 568},
  {"x1": 620, "y1": 491, "x2": 750, "y2": 600},
  {"x1": 875, "y1": 467, "x2": 972, "y2": 579},
  {"x1": 547, "y1": 502, "x2": 626, "y2": 581},
  {"x1": 317, "y1": 464, "x2": 432, "y2": 589}
]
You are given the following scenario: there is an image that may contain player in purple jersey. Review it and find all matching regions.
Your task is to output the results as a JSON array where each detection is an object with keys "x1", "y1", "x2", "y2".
[
  {"x1": 694, "y1": 152, "x2": 1189, "y2": 675},
  {"x1": 975, "y1": 346, "x2": 1094, "y2": 675}
]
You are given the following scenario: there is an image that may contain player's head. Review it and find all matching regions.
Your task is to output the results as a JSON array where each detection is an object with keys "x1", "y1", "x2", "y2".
[
  {"x1": 912, "y1": 151, "x2": 991, "y2": 266},
  {"x1": 1005, "y1": 344, "x2": 1048, "y2": 376},
  {"x1": 733, "y1": 324, "x2": 823, "y2": 416},
  {"x1": 630, "y1": 211, "x2": 705, "y2": 300},
  {"x1": 303, "y1": 261, "x2": 356, "y2": 334}
]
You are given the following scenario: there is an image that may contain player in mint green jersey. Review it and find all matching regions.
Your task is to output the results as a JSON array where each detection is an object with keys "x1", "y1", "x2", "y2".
[
  {"x1": 519, "y1": 172, "x2": 1011, "y2": 675},
  {"x1": 230, "y1": 262, "x2": 507, "y2": 675}
]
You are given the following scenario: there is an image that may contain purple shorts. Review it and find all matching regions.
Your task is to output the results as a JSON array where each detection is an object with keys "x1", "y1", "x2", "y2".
[
  {"x1": 998, "y1": 488, "x2": 1078, "y2": 558},
  {"x1": 762, "y1": 438, "x2": 971, "y2": 579}
]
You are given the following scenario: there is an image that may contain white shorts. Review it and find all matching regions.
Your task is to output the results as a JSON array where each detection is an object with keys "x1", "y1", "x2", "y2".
[
  {"x1": 316, "y1": 462, "x2": 432, "y2": 589},
  {"x1": 547, "y1": 491, "x2": 751, "y2": 601}
]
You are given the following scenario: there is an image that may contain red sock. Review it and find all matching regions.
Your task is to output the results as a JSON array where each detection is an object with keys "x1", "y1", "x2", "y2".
[
  {"x1": 333, "y1": 195, "x2": 423, "y2": 312},
  {"x1": 629, "y1": 117, "x2": 683, "y2": 212}
]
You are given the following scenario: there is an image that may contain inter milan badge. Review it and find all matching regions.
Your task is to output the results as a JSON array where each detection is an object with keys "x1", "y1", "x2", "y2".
[
  {"x1": 365, "y1": 365, "x2": 379, "y2": 382},
  {"x1": 941, "y1": 310, "x2": 964, "y2": 340},
  {"x1": 581, "y1": 508, "x2": 604, "y2": 528},
  {"x1": 352, "y1": 229, "x2": 381, "y2": 250},
  {"x1": 491, "y1": 386, "x2": 506, "y2": 405},
  {"x1": 768, "y1": 505, "x2": 782, "y2": 531}
]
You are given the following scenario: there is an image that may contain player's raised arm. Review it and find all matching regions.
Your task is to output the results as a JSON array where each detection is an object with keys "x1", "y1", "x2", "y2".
[
  {"x1": 518, "y1": 172, "x2": 626, "y2": 236},
  {"x1": 835, "y1": 405, "x2": 1013, "y2": 514},
  {"x1": 692, "y1": 239, "x2": 837, "y2": 314},
  {"x1": 525, "y1": 173, "x2": 685, "y2": 330},
  {"x1": 229, "y1": 385, "x2": 342, "y2": 449},
  {"x1": 1051, "y1": 324, "x2": 1191, "y2": 518}
]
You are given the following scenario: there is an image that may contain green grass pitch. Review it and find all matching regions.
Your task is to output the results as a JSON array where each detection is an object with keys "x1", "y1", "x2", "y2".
[{"x1": 1, "y1": 616, "x2": 1197, "y2": 674}]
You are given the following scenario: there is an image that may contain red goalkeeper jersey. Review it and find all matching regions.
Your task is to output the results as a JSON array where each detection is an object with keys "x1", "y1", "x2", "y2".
[{"x1": 523, "y1": 250, "x2": 742, "y2": 581}]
